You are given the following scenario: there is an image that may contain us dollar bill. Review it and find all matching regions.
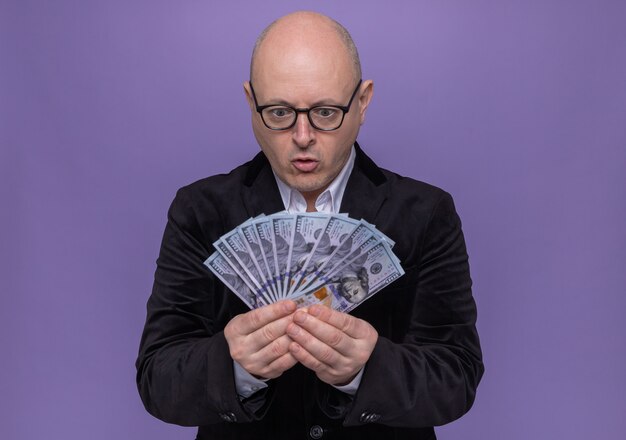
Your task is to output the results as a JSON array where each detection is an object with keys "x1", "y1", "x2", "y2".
[
  {"x1": 240, "y1": 220, "x2": 279, "y2": 302},
  {"x1": 302, "y1": 233, "x2": 378, "y2": 294},
  {"x1": 298, "y1": 221, "x2": 376, "y2": 293},
  {"x1": 286, "y1": 213, "x2": 332, "y2": 296},
  {"x1": 292, "y1": 215, "x2": 360, "y2": 294},
  {"x1": 293, "y1": 240, "x2": 405, "y2": 313},
  {"x1": 221, "y1": 228, "x2": 262, "y2": 284},
  {"x1": 204, "y1": 252, "x2": 263, "y2": 309},
  {"x1": 270, "y1": 214, "x2": 295, "y2": 298},
  {"x1": 253, "y1": 218, "x2": 280, "y2": 297},
  {"x1": 213, "y1": 238, "x2": 272, "y2": 305}
]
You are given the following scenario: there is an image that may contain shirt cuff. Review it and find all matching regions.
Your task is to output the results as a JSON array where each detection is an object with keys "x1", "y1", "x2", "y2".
[
  {"x1": 330, "y1": 368, "x2": 364, "y2": 396},
  {"x1": 233, "y1": 360, "x2": 269, "y2": 399}
]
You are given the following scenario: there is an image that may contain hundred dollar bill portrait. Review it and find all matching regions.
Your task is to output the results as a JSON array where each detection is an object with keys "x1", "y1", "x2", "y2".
[{"x1": 336, "y1": 265, "x2": 369, "y2": 304}]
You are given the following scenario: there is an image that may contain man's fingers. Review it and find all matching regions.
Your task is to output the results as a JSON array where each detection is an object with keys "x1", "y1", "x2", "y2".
[
  {"x1": 261, "y1": 352, "x2": 298, "y2": 379},
  {"x1": 242, "y1": 346, "x2": 298, "y2": 380},
  {"x1": 287, "y1": 342, "x2": 352, "y2": 386},
  {"x1": 307, "y1": 304, "x2": 369, "y2": 339},
  {"x1": 286, "y1": 320, "x2": 341, "y2": 367},
  {"x1": 288, "y1": 341, "x2": 328, "y2": 374},
  {"x1": 290, "y1": 310, "x2": 353, "y2": 355},
  {"x1": 252, "y1": 334, "x2": 293, "y2": 362},
  {"x1": 287, "y1": 308, "x2": 378, "y2": 381},
  {"x1": 224, "y1": 301, "x2": 296, "y2": 364},
  {"x1": 234, "y1": 312, "x2": 295, "y2": 354},
  {"x1": 235, "y1": 300, "x2": 296, "y2": 335}
]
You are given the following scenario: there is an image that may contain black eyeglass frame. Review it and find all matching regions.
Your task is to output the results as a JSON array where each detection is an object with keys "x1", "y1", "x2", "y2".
[{"x1": 249, "y1": 79, "x2": 363, "y2": 131}]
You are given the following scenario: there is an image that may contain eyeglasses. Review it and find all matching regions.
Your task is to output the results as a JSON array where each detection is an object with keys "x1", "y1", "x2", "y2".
[{"x1": 249, "y1": 80, "x2": 363, "y2": 131}]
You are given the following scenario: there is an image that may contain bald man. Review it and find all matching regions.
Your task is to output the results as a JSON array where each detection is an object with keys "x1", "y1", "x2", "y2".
[{"x1": 137, "y1": 11, "x2": 483, "y2": 440}]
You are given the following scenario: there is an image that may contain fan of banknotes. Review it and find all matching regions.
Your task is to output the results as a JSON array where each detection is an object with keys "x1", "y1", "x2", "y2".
[{"x1": 203, "y1": 212, "x2": 404, "y2": 313}]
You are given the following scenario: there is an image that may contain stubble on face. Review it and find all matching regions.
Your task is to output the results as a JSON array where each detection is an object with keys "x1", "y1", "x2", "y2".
[{"x1": 271, "y1": 132, "x2": 354, "y2": 199}]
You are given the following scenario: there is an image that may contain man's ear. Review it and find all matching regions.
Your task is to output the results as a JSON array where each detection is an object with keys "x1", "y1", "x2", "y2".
[
  {"x1": 358, "y1": 80, "x2": 374, "y2": 125},
  {"x1": 243, "y1": 81, "x2": 255, "y2": 111}
]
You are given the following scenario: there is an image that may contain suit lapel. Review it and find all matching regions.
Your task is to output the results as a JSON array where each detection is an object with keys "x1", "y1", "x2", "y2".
[
  {"x1": 241, "y1": 152, "x2": 285, "y2": 217},
  {"x1": 339, "y1": 142, "x2": 389, "y2": 223}
]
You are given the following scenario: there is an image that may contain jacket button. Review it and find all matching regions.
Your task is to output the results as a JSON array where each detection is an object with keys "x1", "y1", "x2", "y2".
[
  {"x1": 359, "y1": 411, "x2": 380, "y2": 423},
  {"x1": 219, "y1": 412, "x2": 237, "y2": 422},
  {"x1": 309, "y1": 424, "x2": 324, "y2": 439}
]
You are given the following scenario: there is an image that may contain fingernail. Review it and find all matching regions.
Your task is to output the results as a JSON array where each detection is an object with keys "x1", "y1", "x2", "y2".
[
  {"x1": 287, "y1": 324, "x2": 300, "y2": 336},
  {"x1": 309, "y1": 305, "x2": 321, "y2": 317},
  {"x1": 282, "y1": 301, "x2": 295, "y2": 313},
  {"x1": 294, "y1": 311, "x2": 307, "y2": 324}
]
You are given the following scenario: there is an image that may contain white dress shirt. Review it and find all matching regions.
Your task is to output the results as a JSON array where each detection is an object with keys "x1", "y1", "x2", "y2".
[{"x1": 234, "y1": 146, "x2": 364, "y2": 398}]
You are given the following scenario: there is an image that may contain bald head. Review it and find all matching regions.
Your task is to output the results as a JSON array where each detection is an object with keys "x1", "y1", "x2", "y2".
[{"x1": 250, "y1": 11, "x2": 361, "y2": 84}]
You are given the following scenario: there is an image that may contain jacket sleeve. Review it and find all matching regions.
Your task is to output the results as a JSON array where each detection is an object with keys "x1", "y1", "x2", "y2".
[
  {"x1": 135, "y1": 188, "x2": 272, "y2": 426},
  {"x1": 343, "y1": 191, "x2": 484, "y2": 427}
]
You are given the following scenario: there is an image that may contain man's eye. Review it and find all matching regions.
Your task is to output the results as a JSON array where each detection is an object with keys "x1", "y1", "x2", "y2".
[
  {"x1": 269, "y1": 108, "x2": 292, "y2": 118},
  {"x1": 315, "y1": 108, "x2": 337, "y2": 118}
]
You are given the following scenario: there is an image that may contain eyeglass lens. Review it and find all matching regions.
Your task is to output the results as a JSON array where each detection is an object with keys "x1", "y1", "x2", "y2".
[{"x1": 262, "y1": 107, "x2": 344, "y2": 130}]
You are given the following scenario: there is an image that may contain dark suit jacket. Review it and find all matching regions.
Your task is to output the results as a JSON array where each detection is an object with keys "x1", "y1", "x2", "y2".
[{"x1": 136, "y1": 143, "x2": 483, "y2": 440}]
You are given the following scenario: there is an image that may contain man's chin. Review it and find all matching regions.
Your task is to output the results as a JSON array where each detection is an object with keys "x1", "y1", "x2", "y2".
[{"x1": 289, "y1": 178, "x2": 329, "y2": 197}]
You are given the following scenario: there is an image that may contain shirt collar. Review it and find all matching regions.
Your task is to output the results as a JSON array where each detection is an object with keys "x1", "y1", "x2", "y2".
[{"x1": 273, "y1": 145, "x2": 356, "y2": 214}]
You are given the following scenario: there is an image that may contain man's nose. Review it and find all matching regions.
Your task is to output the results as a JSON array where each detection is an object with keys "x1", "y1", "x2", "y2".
[{"x1": 292, "y1": 112, "x2": 315, "y2": 148}]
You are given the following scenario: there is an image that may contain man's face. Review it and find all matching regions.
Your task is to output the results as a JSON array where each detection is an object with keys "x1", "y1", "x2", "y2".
[
  {"x1": 340, "y1": 276, "x2": 367, "y2": 303},
  {"x1": 245, "y1": 26, "x2": 372, "y2": 203}
]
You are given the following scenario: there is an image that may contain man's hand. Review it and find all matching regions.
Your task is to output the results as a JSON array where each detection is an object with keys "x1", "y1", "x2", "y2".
[
  {"x1": 286, "y1": 304, "x2": 378, "y2": 386},
  {"x1": 224, "y1": 300, "x2": 298, "y2": 379}
]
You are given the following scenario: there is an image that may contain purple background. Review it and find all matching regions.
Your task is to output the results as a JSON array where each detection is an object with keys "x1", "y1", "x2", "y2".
[{"x1": 2, "y1": 1, "x2": 625, "y2": 439}]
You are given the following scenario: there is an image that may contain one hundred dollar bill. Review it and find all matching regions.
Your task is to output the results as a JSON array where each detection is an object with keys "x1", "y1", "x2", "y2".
[
  {"x1": 293, "y1": 240, "x2": 405, "y2": 313},
  {"x1": 270, "y1": 214, "x2": 295, "y2": 298},
  {"x1": 291, "y1": 215, "x2": 360, "y2": 294},
  {"x1": 204, "y1": 252, "x2": 263, "y2": 309},
  {"x1": 213, "y1": 238, "x2": 273, "y2": 305},
  {"x1": 240, "y1": 220, "x2": 279, "y2": 302},
  {"x1": 253, "y1": 218, "x2": 281, "y2": 297},
  {"x1": 286, "y1": 213, "x2": 332, "y2": 296}
]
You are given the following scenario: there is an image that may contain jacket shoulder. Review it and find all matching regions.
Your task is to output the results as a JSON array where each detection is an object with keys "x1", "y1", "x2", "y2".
[
  {"x1": 163, "y1": 158, "x2": 260, "y2": 244},
  {"x1": 379, "y1": 167, "x2": 452, "y2": 207},
  {"x1": 176, "y1": 159, "x2": 254, "y2": 200}
]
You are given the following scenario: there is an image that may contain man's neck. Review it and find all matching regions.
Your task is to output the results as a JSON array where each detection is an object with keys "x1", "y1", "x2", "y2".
[
  {"x1": 301, "y1": 189, "x2": 324, "y2": 212},
  {"x1": 273, "y1": 145, "x2": 356, "y2": 214}
]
